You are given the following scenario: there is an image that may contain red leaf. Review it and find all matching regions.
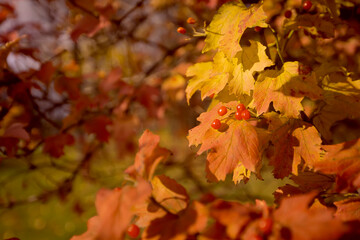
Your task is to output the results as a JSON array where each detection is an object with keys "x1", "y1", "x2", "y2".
[
  {"x1": 43, "y1": 133, "x2": 75, "y2": 158},
  {"x1": 70, "y1": 15, "x2": 100, "y2": 41},
  {"x1": 36, "y1": 61, "x2": 55, "y2": 86},
  {"x1": 0, "y1": 137, "x2": 18, "y2": 157},
  {"x1": 2, "y1": 122, "x2": 29, "y2": 141},
  {"x1": 125, "y1": 130, "x2": 171, "y2": 181},
  {"x1": 99, "y1": 67, "x2": 123, "y2": 93},
  {"x1": 54, "y1": 76, "x2": 82, "y2": 100},
  {"x1": 136, "y1": 85, "x2": 164, "y2": 119},
  {"x1": 84, "y1": 115, "x2": 112, "y2": 142}
]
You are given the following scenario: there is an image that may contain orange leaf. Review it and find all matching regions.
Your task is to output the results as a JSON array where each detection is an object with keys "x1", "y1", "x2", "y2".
[
  {"x1": 151, "y1": 175, "x2": 189, "y2": 214},
  {"x1": 125, "y1": 130, "x2": 171, "y2": 181},
  {"x1": 71, "y1": 179, "x2": 152, "y2": 240},
  {"x1": 315, "y1": 139, "x2": 360, "y2": 192},
  {"x1": 274, "y1": 192, "x2": 348, "y2": 240},
  {"x1": 189, "y1": 101, "x2": 263, "y2": 182},
  {"x1": 143, "y1": 201, "x2": 208, "y2": 240},
  {"x1": 334, "y1": 197, "x2": 360, "y2": 222}
]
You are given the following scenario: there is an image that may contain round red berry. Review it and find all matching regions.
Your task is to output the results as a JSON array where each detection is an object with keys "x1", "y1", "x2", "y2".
[
  {"x1": 235, "y1": 111, "x2": 242, "y2": 120},
  {"x1": 284, "y1": 10, "x2": 292, "y2": 18},
  {"x1": 236, "y1": 103, "x2": 246, "y2": 112},
  {"x1": 127, "y1": 224, "x2": 140, "y2": 238},
  {"x1": 254, "y1": 26, "x2": 262, "y2": 32},
  {"x1": 211, "y1": 119, "x2": 221, "y2": 129},
  {"x1": 187, "y1": 17, "x2": 196, "y2": 24},
  {"x1": 177, "y1": 27, "x2": 186, "y2": 34},
  {"x1": 303, "y1": 1, "x2": 312, "y2": 11},
  {"x1": 218, "y1": 106, "x2": 227, "y2": 116},
  {"x1": 240, "y1": 110, "x2": 251, "y2": 120},
  {"x1": 259, "y1": 218, "x2": 273, "y2": 235}
]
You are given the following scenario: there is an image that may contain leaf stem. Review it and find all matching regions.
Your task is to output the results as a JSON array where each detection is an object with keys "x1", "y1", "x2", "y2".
[
  {"x1": 268, "y1": 26, "x2": 284, "y2": 65},
  {"x1": 281, "y1": 30, "x2": 295, "y2": 54}
]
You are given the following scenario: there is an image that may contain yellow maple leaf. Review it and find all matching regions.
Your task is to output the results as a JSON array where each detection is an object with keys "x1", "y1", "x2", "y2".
[
  {"x1": 186, "y1": 51, "x2": 235, "y2": 103},
  {"x1": 230, "y1": 40, "x2": 274, "y2": 96},
  {"x1": 252, "y1": 61, "x2": 323, "y2": 118},
  {"x1": 203, "y1": 1, "x2": 268, "y2": 58}
]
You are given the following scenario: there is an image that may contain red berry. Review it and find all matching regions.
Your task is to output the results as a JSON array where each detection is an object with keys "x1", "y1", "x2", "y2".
[
  {"x1": 218, "y1": 106, "x2": 227, "y2": 116},
  {"x1": 127, "y1": 224, "x2": 140, "y2": 238},
  {"x1": 254, "y1": 26, "x2": 262, "y2": 32},
  {"x1": 187, "y1": 17, "x2": 196, "y2": 24},
  {"x1": 235, "y1": 111, "x2": 242, "y2": 120},
  {"x1": 240, "y1": 110, "x2": 251, "y2": 120},
  {"x1": 284, "y1": 10, "x2": 292, "y2": 18},
  {"x1": 236, "y1": 103, "x2": 246, "y2": 112},
  {"x1": 303, "y1": 1, "x2": 312, "y2": 11},
  {"x1": 259, "y1": 218, "x2": 273, "y2": 235},
  {"x1": 211, "y1": 119, "x2": 221, "y2": 129},
  {"x1": 177, "y1": 27, "x2": 186, "y2": 34}
]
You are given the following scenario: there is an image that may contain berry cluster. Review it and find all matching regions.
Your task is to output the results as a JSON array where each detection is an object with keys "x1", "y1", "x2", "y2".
[
  {"x1": 284, "y1": 1, "x2": 312, "y2": 19},
  {"x1": 211, "y1": 103, "x2": 251, "y2": 130},
  {"x1": 177, "y1": 17, "x2": 197, "y2": 35}
]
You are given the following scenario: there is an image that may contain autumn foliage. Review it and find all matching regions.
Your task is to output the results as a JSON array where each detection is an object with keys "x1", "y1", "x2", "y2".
[{"x1": 1, "y1": 0, "x2": 360, "y2": 239}]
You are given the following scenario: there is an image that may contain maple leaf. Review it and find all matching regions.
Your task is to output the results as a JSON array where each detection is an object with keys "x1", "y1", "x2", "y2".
[
  {"x1": 334, "y1": 197, "x2": 360, "y2": 222},
  {"x1": 206, "y1": 200, "x2": 264, "y2": 239},
  {"x1": 188, "y1": 101, "x2": 265, "y2": 182},
  {"x1": 54, "y1": 76, "x2": 82, "y2": 100},
  {"x1": 313, "y1": 78, "x2": 360, "y2": 141},
  {"x1": 314, "y1": 139, "x2": 360, "y2": 192},
  {"x1": 1, "y1": 122, "x2": 30, "y2": 141},
  {"x1": 253, "y1": 61, "x2": 323, "y2": 118},
  {"x1": 265, "y1": 113, "x2": 300, "y2": 178},
  {"x1": 70, "y1": 14, "x2": 110, "y2": 41},
  {"x1": 136, "y1": 84, "x2": 164, "y2": 119},
  {"x1": 99, "y1": 67, "x2": 123, "y2": 93},
  {"x1": 273, "y1": 192, "x2": 348, "y2": 240},
  {"x1": 264, "y1": 113, "x2": 323, "y2": 178},
  {"x1": 71, "y1": 179, "x2": 152, "y2": 240},
  {"x1": 151, "y1": 175, "x2": 189, "y2": 214},
  {"x1": 274, "y1": 171, "x2": 335, "y2": 204},
  {"x1": 185, "y1": 51, "x2": 235, "y2": 103},
  {"x1": 143, "y1": 201, "x2": 208, "y2": 240},
  {"x1": 84, "y1": 115, "x2": 112, "y2": 143},
  {"x1": 43, "y1": 133, "x2": 75, "y2": 158},
  {"x1": 292, "y1": 125, "x2": 323, "y2": 174},
  {"x1": 125, "y1": 130, "x2": 171, "y2": 181},
  {"x1": 284, "y1": 14, "x2": 335, "y2": 38},
  {"x1": 229, "y1": 40, "x2": 274, "y2": 96},
  {"x1": 203, "y1": 1, "x2": 268, "y2": 58},
  {"x1": 36, "y1": 61, "x2": 56, "y2": 86}
]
